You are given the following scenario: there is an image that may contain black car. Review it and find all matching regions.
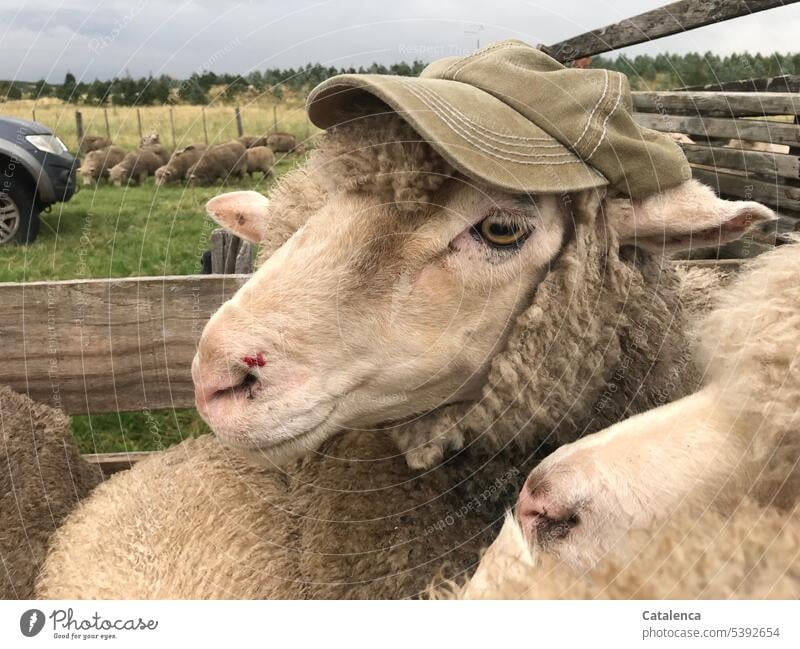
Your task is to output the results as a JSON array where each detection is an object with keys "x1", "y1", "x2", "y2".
[{"x1": 0, "y1": 116, "x2": 78, "y2": 244}]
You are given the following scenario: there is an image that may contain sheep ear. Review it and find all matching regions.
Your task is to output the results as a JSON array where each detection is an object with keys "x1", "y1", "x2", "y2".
[
  {"x1": 608, "y1": 179, "x2": 775, "y2": 253},
  {"x1": 206, "y1": 191, "x2": 270, "y2": 244}
]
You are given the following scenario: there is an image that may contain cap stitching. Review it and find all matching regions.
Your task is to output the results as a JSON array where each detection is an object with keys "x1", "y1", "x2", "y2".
[
  {"x1": 402, "y1": 81, "x2": 594, "y2": 166},
  {"x1": 407, "y1": 82, "x2": 577, "y2": 158},
  {"x1": 586, "y1": 73, "x2": 625, "y2": 161},
  {"x1": 572, "y1": 69, "x2": 609, "y2": 156},
  {"x1": 419, "y1": 84, "x2": 564, "y2": 145},
  {"x1": 442, "y1": 41, "x2": 519, "y2": 81}
]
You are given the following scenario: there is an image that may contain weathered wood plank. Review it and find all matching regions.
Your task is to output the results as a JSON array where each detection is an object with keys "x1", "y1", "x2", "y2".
[
  {"x1": 0, "y1": 274, "x2": 248, "y2": 415},
  {"x1": 633, "y1": 112, "x2": 800, "y2": 147},
  {"x1": 210, "y1": 230, "x2": 227, "y2": 274},
  {"x1": 542, "y1": 0, "x2": 796, "y2": 62},
  {"x1": 235, "y1": 241, "x2": 255, "y2": 274},
  {"x1": 691, "y1": 166, "x2": 800, "y2": 212},
  {"x1": 679, "y1": 143, "x2": 800, "y2": 180},
  {"x1": 677, "y1": 75, "x2": 800, "y2": 93},
  {"x1": 632, "y1": 91, "x2": 800, "y2": 118}
]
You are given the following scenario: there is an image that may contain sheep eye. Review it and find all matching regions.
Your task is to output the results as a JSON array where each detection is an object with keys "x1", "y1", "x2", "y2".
[{"x1": 472, "y1": 211, "x2": 532, "y2": 249}]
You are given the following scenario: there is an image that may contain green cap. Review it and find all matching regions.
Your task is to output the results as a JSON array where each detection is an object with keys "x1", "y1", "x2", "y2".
[{"x1": 307, "y1": 40, "x2": 691, "y2": 198}]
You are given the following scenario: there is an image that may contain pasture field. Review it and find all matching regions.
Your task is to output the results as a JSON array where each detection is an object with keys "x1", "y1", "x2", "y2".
[
  {"x1": 0, "y1": 155, "x2": 303, "y2": 454},
  {"x1": 2, "y1": 96, "x2": 317, "y2": 150}
]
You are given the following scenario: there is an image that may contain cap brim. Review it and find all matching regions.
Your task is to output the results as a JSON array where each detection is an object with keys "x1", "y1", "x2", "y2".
[{"x1": 307, "y1": 74, "x2": 608, "y2": 195}]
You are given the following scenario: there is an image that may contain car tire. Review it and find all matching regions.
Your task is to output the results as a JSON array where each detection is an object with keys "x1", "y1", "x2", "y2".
[{"x1": 0, "y1": 184, "x2": 40, "y2": 245}]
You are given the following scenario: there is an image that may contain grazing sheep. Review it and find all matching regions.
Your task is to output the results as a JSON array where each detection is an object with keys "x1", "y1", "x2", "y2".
[
  {"x1": 238, "y1": 135, "x2": 269, "y2": 149},
  {"x1": 140, "y1": 133, "x2": 161, "y2": 147},
  {"x1": 79, "y1": 135, "x2": 112, "y2": 155},
  {"x1": 456, "y1": 243, "x2": 800, "y2": 599},
  {"x1": 140, "y1": 142, "x2": 171, "y2": 166},
  {"x1": 266, "y1": 132, "x2": 301, "y2": 153},
  {"x1": 186, "y1": 141, "x2": 247, "y2": 185},
  {"x1": 108, "y1": 148, "x2": 163, "y2": 186},
  {"x1": 154, "y1": 144, "x2": 207, "y2": 187},
  {"x1": 36, "y1": 112, "x2": 773, "y2": 599},
  {"x1": 78, "y1": 145, "x2": 126, "y2": 186},
  {"x1": 244, "y1": 145, "x2": 274, "y2": 178},
  {"x1": 0, "y1": 387, "x2": 102, "y2": 599}
]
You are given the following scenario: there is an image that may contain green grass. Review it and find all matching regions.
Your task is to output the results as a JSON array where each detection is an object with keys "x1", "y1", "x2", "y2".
[{"x1": 0, "y1": 157, "x2": 301, "y2": 454}]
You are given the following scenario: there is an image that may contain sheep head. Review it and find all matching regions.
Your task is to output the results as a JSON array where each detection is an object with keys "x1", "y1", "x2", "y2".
[
  {"x1": 194, "y1": 180, "x2": 570, "y2": 465},
  {"x1": 193, "y1": 116, "x2": 774, "y2": 469}
]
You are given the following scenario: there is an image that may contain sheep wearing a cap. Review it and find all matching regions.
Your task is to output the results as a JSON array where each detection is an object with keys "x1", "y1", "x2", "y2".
[{"x1": 37, "y1": 114, "x2": 773, "y2": 599}]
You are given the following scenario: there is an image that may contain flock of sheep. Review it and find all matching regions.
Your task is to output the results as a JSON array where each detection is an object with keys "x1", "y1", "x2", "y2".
[{"x1": 77, "y1": 132, "x2": 304, "y2": 187}]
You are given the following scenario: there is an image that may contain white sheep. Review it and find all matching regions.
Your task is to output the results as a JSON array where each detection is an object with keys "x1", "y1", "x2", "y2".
[
  {"x1": 456, "y1": 242, "x2": 800, "y2": 598},
  {"x1": 34, "y1": 113, "x2": 775, "y2": 599}
]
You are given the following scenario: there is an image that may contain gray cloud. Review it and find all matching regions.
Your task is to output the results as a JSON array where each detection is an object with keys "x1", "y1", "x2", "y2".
[{"x1": 2, "y1": 0, "x2": 799, "y2": 82}]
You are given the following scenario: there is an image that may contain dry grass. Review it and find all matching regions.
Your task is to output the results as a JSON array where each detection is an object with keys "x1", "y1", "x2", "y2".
[{"x1": 2, "y1": 96, "x2": 318, "y2": 150}]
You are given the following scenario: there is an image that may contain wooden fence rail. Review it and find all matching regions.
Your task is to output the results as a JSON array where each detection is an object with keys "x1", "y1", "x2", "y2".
[
  {"x1": 632, "y1": 91, "x2": 800, "y2": 118},
  {"x1": 542, "y1": 0, "x2": 797, "y2": 62},
  {"x1": 0, "y1": 274, "x2": 247, "y2": 415}
]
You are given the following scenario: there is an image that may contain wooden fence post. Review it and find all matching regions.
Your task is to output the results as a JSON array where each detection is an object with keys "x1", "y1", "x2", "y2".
[
  {"x1": 235, "y1": 106, "x2": 244, "y2": 137},
  {"x1": 75, "y1": 111, "x2": 84, "y2": 149},
  {"x1": 210, "y1": 229, "x2": 245, "y2": 274},
  {"x1": 104, "y1": 109, "x2": 111, "y2": 139},
  {"x1": 169, "y1": 107, "x2": 177, "y2": 149},
  {"x1": 136, "y1": 108, "x2": 143, "y2": 142},
  {"x1": 273, "y1": 105, "x2": 278, "y2": 133},
  {"x1": 202, "y1": 106, "x2": 209, "y2": 145},
  {"x1": 32, "y1": 108, "x2": 37, "y2": 122}
]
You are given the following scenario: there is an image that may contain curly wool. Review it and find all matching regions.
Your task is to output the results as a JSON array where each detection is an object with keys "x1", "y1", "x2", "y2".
[
  {"x1": 256, "y1": 115, "x2": 453, "y2": 265},
  {"x1": 0, "y1": 387, "x2": 102, "y2": 598}
]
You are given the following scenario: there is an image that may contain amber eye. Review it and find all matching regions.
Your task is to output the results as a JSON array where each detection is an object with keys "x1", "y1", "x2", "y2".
[{"x1": 473, "y1": 211, "x2": 532, "y2": 249}]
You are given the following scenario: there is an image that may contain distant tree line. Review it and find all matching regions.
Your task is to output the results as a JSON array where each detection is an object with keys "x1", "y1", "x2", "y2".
[
  {"x1": 1, "y1": 52, "x2": 798, "y2": 104},
  {"x1": 591, "y1": 51, "x2": 800, "y2": 89}
]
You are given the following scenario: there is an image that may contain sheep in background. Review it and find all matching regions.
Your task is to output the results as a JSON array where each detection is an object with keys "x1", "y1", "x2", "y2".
[
  {"x1": 36, "y1": 114, "x2": 773, "y2": 599},
  {"x1": 154, "y1": 144, "x2": 207, "y2": 187},
  {"x1": 266, "y1": 132, "x2": 301, "y2": 153},
  {"x1": 244, "y1": 146, "x2": 274, "y2": 179},
  {"x1": 108, "y1": 148, "x2": 163, "y2": 186},
  {"x1": 78, "y1": 145, "x2": 126, "y2": 185},
  {"x1": 0, "y1": 387, "x2": 102, "y2": 599},
  {"x1": 139, "y1": 133, "x2": 161, "y2": 147},
  {"x1": 238, "y1": 135, "x2": 269, "y2": 149},
  {"x1": 79, "y1": 135, "x2": 112, "y2": 155},
  {"x1": 457, "y1": 242, "x2": 800, "y2": 599},
  {"x1": 186, "y1": 141, "x2": 247, "y2": 185}
]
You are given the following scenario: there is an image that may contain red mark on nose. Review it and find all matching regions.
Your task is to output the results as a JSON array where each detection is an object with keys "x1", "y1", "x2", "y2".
[{"x1": 242, "y1": 352, "x2": 266, "y2": 368}]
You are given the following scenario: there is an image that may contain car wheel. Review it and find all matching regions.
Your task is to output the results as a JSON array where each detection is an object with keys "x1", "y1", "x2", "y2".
[{"x1": 0, "y1": 185, "x2": 40, "y2": 245}]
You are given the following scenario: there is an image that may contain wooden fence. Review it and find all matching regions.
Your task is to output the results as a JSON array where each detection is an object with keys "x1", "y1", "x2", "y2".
[{"x1": 2, "y1": 0, "x2": 798, "y2": 473}]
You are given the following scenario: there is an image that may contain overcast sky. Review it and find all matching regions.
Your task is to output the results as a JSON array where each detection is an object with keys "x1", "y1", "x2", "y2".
[{"x1": 3, "y1": 0, "x2": 800, "y2": 82}]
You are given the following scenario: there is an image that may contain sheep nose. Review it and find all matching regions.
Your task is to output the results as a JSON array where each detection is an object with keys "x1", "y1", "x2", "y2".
[
  {"x1": 517, "y1": 475, "x2": 579, "y2": 546},
  {"x1": 191, "y1": 352, "x2": 267, "y2": 416}
]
